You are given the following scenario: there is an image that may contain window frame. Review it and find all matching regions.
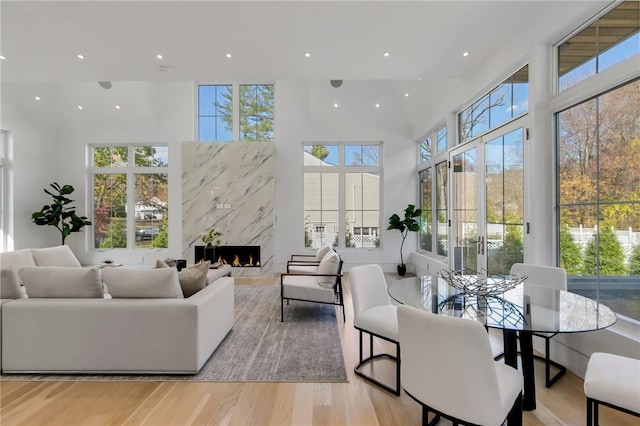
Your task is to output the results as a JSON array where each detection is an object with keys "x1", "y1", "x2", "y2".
[
  {"x1": 302, "y1": 142, "x2": 383, "y2": 250},
  {"x1": 88, "y1": 143, "x2": 170, "y2": 252}
]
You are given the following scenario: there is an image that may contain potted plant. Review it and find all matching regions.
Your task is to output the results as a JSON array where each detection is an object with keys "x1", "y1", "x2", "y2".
[
  {"x1": 32, "y1": 182, "x2": 92, "y2": 245},
  {"x1": 201, "y1": 227, "x2": 223, "y2": 247},
  {"x1": 387, "y1": 204, "x2": 422, "y2": 276}
]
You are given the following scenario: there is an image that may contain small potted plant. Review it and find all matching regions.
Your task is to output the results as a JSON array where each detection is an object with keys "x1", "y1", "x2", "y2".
[
  {"x1": 201, "y1": 227, "x2": 223, "y2": 247},
  {"x1": 387, "y1": 204, "x2": 422, "y2": 276}
]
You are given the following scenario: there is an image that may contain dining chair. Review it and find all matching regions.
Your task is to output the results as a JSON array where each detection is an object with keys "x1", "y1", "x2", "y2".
[
  {"x1": 281, "y1": 249, "x2": 345, "y2": 321},
  {"x1": 584, "y1": 352, "x2": 640, "y2": 426},
  {"x1": 397, "y1": 305, "x2": 523, "y2": 426},
  {"x1": 349, "y1": 264, "x2": 400, "y2": 396},
  {"x1": 511, "y1": 263, "x2": 567, "y2": 388}
]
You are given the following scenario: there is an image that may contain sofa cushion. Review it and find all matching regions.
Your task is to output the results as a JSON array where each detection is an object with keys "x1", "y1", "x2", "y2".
[
  {"x1": 316, "y1": 250, "x2": 341, "y2": 289},
  {"x1": 101, "y1": 267, "x2": 184, "y2": 299},
  {"x1": 0, "y1": 266, "x2": 26, "y2": 299},
  {"x1": 18, "y1": 266, "x2": 103, "y2": 298},
  {"x1": 178, "y1": 261, "x2": 211, "y2": 297},
  {"x1": 31, "y1": 245, "x2": 82, "y2": 267},
  {"x1": 0, "y1": 249, "x2": 36, "y2": 270}
]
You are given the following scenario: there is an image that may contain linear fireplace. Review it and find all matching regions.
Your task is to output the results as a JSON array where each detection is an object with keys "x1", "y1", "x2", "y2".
[{"x1": 195, "y1": 245, "x2": 261, "y2": 268}]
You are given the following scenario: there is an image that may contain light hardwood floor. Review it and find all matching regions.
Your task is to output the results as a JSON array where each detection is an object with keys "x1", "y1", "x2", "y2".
[{"x1": 0, "y1": 275, "x2": 635, "y2": 426}]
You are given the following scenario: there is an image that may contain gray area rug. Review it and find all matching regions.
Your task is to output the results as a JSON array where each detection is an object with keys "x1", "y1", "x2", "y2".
[{"x1": 1, "y1": 285, "x2": 347, "y2": 382}]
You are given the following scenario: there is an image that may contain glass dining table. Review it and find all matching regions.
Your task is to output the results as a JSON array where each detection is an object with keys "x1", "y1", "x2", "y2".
[{"x1": 387, "y1": 274, "x2": 617, "y2": 411}]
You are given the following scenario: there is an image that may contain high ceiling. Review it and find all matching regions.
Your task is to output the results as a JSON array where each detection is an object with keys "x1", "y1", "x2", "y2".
[{"x1": 0, "y1": 1, "x2": 611, "y2": 132}]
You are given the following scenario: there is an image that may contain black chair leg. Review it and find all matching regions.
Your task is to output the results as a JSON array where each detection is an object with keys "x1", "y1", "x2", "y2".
[
  {"x1": 543, "y1": 337, "x2": 567, "y2": 388},
  {"x1": 281, "y1": 297, "x2": 284, "y2": 322},
  {"x1": 507, "y1": 392, "x2": 523, "y2": 426}
]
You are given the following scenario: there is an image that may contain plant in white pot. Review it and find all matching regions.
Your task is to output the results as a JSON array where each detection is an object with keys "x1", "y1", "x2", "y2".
[{"x1": 387, "y1": 204, "x2": 422, "y2": 276}]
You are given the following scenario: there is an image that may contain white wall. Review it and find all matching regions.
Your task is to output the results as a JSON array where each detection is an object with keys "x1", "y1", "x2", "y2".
[{"x1": 274, "y1": 80, "x2": 418, "y2": 272}]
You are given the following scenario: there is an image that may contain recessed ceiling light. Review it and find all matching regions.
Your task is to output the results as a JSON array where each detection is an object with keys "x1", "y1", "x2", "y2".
[
  {"x1": 225, "y1": 53, "x2": 232, "y2": 58},
  {"x1": 375, "y1": 103, "x2": 380, "y2": 108},
  {"x1": 333, "y1": 103, "x2": 339, "y2": 108},
  {"x1": 115, "y1": 105, "x2": 121, "y2": 110},
  {"x1": 404, "y1": 93, "x2": 409, "y2": 97},
  {"x1": 418, "y1": 77, "x2": 422, "y2": 81},
  {"x1": 304, "y1": 52, "x2": 311, "y2": 58},
  {"x1": 463, "y1": 51, "x2": 470, "y2": 57},
  {"x1": 77, "y1": 54, "x2": 85, "y2": 60},
  {"x1": 34, "y1": 96, "x2": 41, "y2": 101},
  {"x1": 0, "y1": 55, "x2": 5, "y2": 60},
  {"x1": 156, "y1": 54, "x2": 163, "y2": 60},
  {"x1": 383, "y1": 52, "x2": 390, "y2": 57},
  {"x1": 77, "y1": 105, "x2": 83, "y2": 110}
]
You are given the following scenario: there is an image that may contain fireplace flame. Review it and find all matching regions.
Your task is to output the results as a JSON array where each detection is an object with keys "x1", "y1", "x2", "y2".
[
  {"x1": 232, "y1": 254, "x2": 241, "y2": 267},
  {"x1": 218, "y1": 256, "x2": 228, "y2": 265}
]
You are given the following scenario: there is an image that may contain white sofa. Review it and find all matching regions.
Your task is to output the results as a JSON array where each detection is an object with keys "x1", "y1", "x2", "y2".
[{"x1": 0, "y1": 246, "x2": 234, "y2": 374}]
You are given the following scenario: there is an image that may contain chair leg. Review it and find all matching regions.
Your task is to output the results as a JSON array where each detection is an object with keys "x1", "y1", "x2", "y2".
[
  {"x1": 281, "y1": 297, "x2": 284, "y2": 322},
  {"x1": 507, "y1": 391, "x2": 523, "y2": 426},
  {"x1": 421, "y1": 406, "x2": 441, "y2": 426},
  {"x1": 543, "y1": 336, "x2": 567, "y2": 388},
  {"x1": 586, "y1": 398, "x2": 593, "y2": 426},
  {"x1": 354, "y1": 330, "x2": 400, "y2": 396}
]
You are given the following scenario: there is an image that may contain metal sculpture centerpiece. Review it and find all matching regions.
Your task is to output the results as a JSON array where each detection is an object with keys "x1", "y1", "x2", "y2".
[{"x1": 439, "y1": 269, "x2": 527, "y2": 296}]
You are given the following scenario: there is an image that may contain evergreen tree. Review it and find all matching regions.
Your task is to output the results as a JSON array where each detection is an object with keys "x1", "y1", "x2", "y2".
[
  {"x1": 99, "y1": 218, "x2": 127, "y2": 249},
  {"x1": 629, "y1": 245, "x2": 640, "y2": 275},
  {"x1": 559, "y1": 227, "x2": 583, "y2": 275},
  {"x1": 152, "y1": 217, "x2": 169, "y2": 249},
  {"x1": 582, "y1": 226, "x2": 627, "y2": 276}
]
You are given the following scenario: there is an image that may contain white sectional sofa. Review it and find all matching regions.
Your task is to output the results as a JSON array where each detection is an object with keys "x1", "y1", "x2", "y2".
[{"x1": 0, "y1": 246, "x2": 234, "y2": 374}]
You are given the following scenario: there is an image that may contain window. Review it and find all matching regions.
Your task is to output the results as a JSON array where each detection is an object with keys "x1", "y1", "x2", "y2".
[
  {"x1": 436, "y1": 161, "x2": 448, "y2": 257},
  {"x1": 419, "y1": 168, "x2": 432, "y2": 252},
  {"x1": 303, "y1": 143, "x2": 381, "y2": 249},
  {"x1": 557, "y1": 1, "x2": 640, "y2": 92},
  {"x1": 418, "y1": 125, "x2": 447, "y2": 255},
  {"x1": 198, "y1": 85, "x2": 232, "y2": 141},
  {"x1": 91, "y1": 145, "x2": 169, "y2": 250},
  {"x1": 197, "y1": 83, "x2": 275, "y2": 142},
  {"x1": 459, "y1": 66, "x2": 529, "y2": 144},
  {"x1": 557, "y1": 79, "x2": 640, "y2": 321},
  {"x1": 239, "y1": 84, "x2": 274, "y2": 141}
]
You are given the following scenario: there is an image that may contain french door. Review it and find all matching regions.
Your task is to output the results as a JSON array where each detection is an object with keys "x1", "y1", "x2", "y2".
[{"x1": 450, "y1": 120, "x2": 526, "y2": 277}]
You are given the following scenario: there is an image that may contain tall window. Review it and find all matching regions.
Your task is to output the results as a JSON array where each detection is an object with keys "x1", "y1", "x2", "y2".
[
  {"x1": 557, "y1": 79, "x2": 640, "y2": 321},
  {"x1": 418, "y1": 125, "x2": 447, "y2": 256},
  {"x1": 558, "y1": 1, "x2": 639, "y2": 92},
  {"x1": 198, "y1": 85, "x2": 232, "y2": 141},
  {"x1": 239, "y1": 84, "x2": 274, "y2": 141},
  {"x1": 197, "y1": 83, "x2": 275, "y2": 142},
  {"x1": 459, "y1": 66, "x2": 529, "y2": 144},
  {"x1": 303, "y1": 143, "x2": 381, "y2": 249},
  {"x1": 91, "y1": 145, "x2": 169, "y2": 250}
]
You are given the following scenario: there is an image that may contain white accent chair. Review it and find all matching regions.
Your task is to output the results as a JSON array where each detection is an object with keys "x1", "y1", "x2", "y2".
[
  {"x1": 584, "y1": 352, "x2": 640, "y2": 426},
  {"x1": 280, "y1": 250, "x2": 344, "y2": 321},
  {"x1": 349, "y1": 264, "x2": 400, "y2": 395},
  {"x1": 397, "y1": 305, "x2": 523, "y2": 426},
  {"x1": 286, "y1": 242, "x2": 333, "y2": 274},
  {"x1": 511, "y1": 263, "x2": 568, "y2": 388}
]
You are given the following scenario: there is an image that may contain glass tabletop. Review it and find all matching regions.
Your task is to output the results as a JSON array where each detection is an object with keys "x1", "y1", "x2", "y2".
[{"x1": 387, "y1": 275, "x2": 617, "y2": 333}]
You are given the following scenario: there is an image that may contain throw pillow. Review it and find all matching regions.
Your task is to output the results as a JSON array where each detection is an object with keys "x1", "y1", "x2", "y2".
[
  {"x1": 155, "y1": 259, "x2": 170, "y2": 269},
  {"x1": 316, "y1": 250, "x2": 341, "y2": 289},
  {"x1": 178, "y1": 261, "x2": 211, "y2": 297},
  {"x1": 18, "y1": 266, "x2": 103, "y2": 298},
  {"x1": 31, "y1": 245, "x2": 82, "y2": 267},
  {"x1": 0, "y1": 249, "x2": 37, "y2": 271},
  {"x1": 0, "y1": 266, "x2": 26, "y2": 299},
  {"x1": 315, "y1": 242, "x2": 333, "y2": 261},
  {"x1": 101, "y1": 268, "x2": 184, "y2": 299},
  {"x1": 164, "y1": 258, "x2": 177, "y2": 268}
]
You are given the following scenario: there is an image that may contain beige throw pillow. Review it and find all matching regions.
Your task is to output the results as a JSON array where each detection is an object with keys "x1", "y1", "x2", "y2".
[
  {"x1": 315, "y1": 243, "x2": 333, "y2": 261},
  {"x1": 18, "y1": 266, "x2": 103, "y2": 298},
  {"x1": 316, "y1": 251, "x2": 341, "y2": 289},
  {"x1": 31, "y1": 245, "x2": 82, "y2": 267},
  {"x1": 1, "y1": 266, "x2": 26, "y2": 299},
  {"x1": 101, "y1": 268, "x2": 184, "y2": 299},
  {"x1": 178, "y1": 261, "x2": 211, "y2": 297}
]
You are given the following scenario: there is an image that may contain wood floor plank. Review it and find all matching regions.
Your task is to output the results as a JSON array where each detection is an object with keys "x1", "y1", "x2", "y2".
[{"x1": 1, "y1": 274, "x2": 637, "y2": 426}]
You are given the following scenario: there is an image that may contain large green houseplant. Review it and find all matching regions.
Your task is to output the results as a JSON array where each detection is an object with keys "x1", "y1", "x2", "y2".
[
  {"x1": 32, "y1": 182, "x2": 92, "y2": 245},
  {"x1": 387, "y1": 204, "x2": 422, "y2": 276}
]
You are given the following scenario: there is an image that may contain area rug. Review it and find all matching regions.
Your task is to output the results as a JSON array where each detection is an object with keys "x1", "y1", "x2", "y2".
[{"x1": 0, "y1": 285, "x2": 347, "y2": 382}]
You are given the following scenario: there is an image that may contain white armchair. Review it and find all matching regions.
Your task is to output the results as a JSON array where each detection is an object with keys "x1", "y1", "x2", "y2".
[
  {"x1": 397, "y1": 305, "x2": 523, "y2": 426},
  {"x1": 349, "y1": 264, "x2": 400, "y2": 395},
  {"x1": 280, "y1": 250, "x2": 344, "y2": 321},
  {"x1": 286, "y1": 242, "x2": 333, "y2": 273}
]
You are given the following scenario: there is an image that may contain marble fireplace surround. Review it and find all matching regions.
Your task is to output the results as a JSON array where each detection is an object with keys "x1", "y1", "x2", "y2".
[{"x1": 182, "y1": 142, "x2": 275, "y2": 276}]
